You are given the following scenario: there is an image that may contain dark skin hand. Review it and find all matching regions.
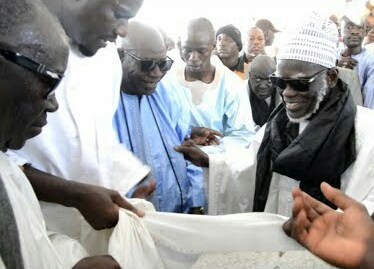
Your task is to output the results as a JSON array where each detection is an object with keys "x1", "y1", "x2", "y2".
[
  {"x1": 283, "y1": 182, "x2": 374, "y2": 269},
  {"x1": 73, "y1": 255, "x2": 120, "y2": 269},
  {"x1": 24, "y1": 165, "x2": 144, "y2": 230},
  {"x1": 175, "y1": 139, "x2": 209, "y2": 168},
  {"x1": 337, "y1": 52, "x2": 358, "y2": 70},
  {"x1": 132, "y1": 178, "x2": 156, "y2": 199},
  {"x1": 190, "y1": 127, "x2": 224, "y2": 146}
]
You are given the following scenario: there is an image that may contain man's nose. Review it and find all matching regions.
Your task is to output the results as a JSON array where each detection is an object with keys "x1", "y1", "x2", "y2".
[
  {"x1": 45, "y1": 94, "x2": 59, "y2": 113},
  {"x1": 149, "y1": 65, "x2": 164, "y2": 78},
  {"x1": 114, "y1": 19, "x2": 129, "y2": 38},
  {"x1": 282, "y1": 84, "x2": 298, "y2": 98},
  {"x1": 189, "y1": 51, "x2": 199, "y2": 61}
]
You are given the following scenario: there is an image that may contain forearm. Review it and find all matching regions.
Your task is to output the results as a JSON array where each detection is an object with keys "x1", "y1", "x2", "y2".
[{"x1": 23, "y1": 164, "x2": 83, "y2": 208}]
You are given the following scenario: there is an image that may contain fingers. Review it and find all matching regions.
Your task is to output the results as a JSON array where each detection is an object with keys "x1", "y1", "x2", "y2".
[
  {"x1": 205, "y1": 128, "x2": 224, "y2": 137},
  {"x1": 112, "y1": 192, "x2": 145, "y2": 218},
  {"x1": 320, "y1": 182, "x2": 360, "y2": 211}
]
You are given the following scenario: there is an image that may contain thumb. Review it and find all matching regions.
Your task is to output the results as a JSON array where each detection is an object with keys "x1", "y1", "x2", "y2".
[{"x1": 112, "y1": 193, "x2": 145, "y2": 217}]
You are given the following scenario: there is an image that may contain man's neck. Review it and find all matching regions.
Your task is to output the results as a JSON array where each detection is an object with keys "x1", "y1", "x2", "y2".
[
  {"x1": 221, "y1": 56, "x2": 239, "y2": 70},
  {"x1": 185, "y1": 65, "x2": 216, "y2": 83},
  {"x1": 345, "y1": 45, "x2": 362, "y2": 56}
]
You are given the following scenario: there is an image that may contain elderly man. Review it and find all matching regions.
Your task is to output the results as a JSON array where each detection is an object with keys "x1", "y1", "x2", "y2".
[
  {"x1": 8, "y1": 0, "x2": 149, "y2": 241},
  {"x1": 337, "y1": 14, "x2": 374, "y2": 109},
  {"x1": 163, "y1": 18, "x2": 255, "y2": 152},
  {"x1": 114, "y1": 21, "x2": 205, "y2": 214},
  {"x1": 215, "y1": 24, "x2": 245, "y2": 79},
  {"x1": 178, "y1": 12, "x2": 374, "y2": 217},
  {"x1": 247, "y1": 55, "x2": 278, "y2": 127},
  {"x1": 0, "y1": 0, "x2": 129, "y2": 268}
]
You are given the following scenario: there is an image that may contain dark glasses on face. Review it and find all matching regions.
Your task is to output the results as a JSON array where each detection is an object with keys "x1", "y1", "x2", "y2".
[
  {"x1": 123, "y1": 50, "x2": 174, "y2": 72},
  {"x1": 269, "y1": 69, "x2": 327, "y2": 92},
  {"x1": 0, "y1": 48, "x2": 64, "y2": 98}
]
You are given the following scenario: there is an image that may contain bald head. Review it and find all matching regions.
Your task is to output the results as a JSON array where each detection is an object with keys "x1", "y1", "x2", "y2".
[
  {"x1": 180, "y1": 17, "x2": 215, "y2": 44},
  {"x1": 0, "y1": 0, "x2": 68, "y2": 73},
  {"x1": 118, "y1": 21, "x2": 170, "y2": 96},
  {"x1": 0, "y1": 0, "x2": 69, "y2": 151},
  {"x1": 251, "y1": 55, "x2": 276, "y2": 75}
]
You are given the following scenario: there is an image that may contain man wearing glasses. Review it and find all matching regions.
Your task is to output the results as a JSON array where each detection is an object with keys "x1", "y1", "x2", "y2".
[
  {"x1": 178, "y1": 12, "x2": 374, "y2": 218},
  {"x1": 247, "y1": 55, "x2": 279, "y2": 127},
  {"x1": 114, "y1": 21, "x2": 205, "y2": 215},
  {"x1": 337, "y1": 13, "x2": 374, "y2": 109},
  {"x1": 7, "y1": 0, "x2": 151, "y2": 243},
  {"x1": 0, "y1": 0, "x2": 134, "y2": 268}
]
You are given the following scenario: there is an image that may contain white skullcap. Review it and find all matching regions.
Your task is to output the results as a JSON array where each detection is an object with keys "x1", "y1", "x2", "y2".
[
  {"x1": 277, "y1": 11, "x2": 338, "y2": 68},
  {"x1": 343, "y1": 1, "x2": 368, "y2": 25}
]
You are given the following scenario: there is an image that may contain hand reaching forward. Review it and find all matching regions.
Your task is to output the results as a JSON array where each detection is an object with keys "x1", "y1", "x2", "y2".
[
  {"x1": 175, "y1": 140, "x2": 209, "y2": 168},
  {"x1": 190, "y1": 127, "x2": 223, "y2": 146},
  {"x1": 283, "y1": 182, "x2": 374, "y2": 269},
  {"x1": 75, "y1": 183, "x2": 144, "y2": 230}
]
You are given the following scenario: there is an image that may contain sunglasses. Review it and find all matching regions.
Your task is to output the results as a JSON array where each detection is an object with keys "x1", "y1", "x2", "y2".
[
  {"x1": 269, "y1": 69, "x2": 327, "y2": 92},
  {"x1": 123, "y1": 50, "x2": 174, "y2": 72},
  {"x1": 0, "y1": 48, "x2": 64, "y2": 98}
]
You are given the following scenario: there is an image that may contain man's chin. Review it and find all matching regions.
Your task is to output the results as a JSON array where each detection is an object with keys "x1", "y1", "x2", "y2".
[
  {"x1": 78, "y1": 43, "x2": 105, "y2": 57},
  {"x1": 287, "y1": 111, "x2": 314, "y2": 123},
  {"x1": 5, "y1": 139, "x2": 26, "y2": 151}
]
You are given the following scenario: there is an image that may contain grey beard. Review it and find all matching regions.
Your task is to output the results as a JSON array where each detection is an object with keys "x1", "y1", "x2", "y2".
[{"x1": 288, "y1": 78, "x2": 329, "y2": 123}]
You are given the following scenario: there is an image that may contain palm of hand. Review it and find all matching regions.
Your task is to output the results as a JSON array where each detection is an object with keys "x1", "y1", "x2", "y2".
[{"x1": 304, "y1": 208, "x2": 371, "y2": 269}]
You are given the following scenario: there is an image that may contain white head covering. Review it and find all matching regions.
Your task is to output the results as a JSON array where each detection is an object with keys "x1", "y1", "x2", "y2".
[{"x1": 277, "y1": 11, "x2": 338, "y2": 68}]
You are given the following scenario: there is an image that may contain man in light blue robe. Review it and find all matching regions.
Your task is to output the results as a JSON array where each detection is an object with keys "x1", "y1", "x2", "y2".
[
  {"x1": 114, "y1": 21, "x2": 204, "y2": 213},
  {"x1": 338, "y1": 15, "x2": 374, "y2": 109}
]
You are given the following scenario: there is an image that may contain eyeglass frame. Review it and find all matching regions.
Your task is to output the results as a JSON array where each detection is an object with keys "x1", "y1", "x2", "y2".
[
  {"x1": 269, "y1": 68, "x2": 328, "y2": 92},
  {"x1": 0, "y1": 48, "x2": 64, "y2": 98},
  {"x1": 121, "y1": 49, "x2": 174, "y2": 72}
]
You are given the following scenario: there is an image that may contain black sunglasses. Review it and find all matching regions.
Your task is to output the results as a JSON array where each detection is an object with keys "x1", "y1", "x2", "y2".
[
  {"x1": 123, "y1": 50, "x2": 174, "y2": 72},
  {"x1": 0, "y1": 48, "x2": 64, "y2": 97},
  {"x1": 269, "y1": 69, "x2": 327, "y2": 92}
]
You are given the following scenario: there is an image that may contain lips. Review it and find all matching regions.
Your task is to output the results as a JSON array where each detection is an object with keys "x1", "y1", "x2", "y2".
[{"x1": 285, "y1": 101, "x2": 304, "y2": 111}]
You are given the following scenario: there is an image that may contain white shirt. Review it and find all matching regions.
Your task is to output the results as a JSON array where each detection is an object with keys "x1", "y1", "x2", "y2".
[{"x1": 7, "y1": 43, "x2": 149, "y2": 239}]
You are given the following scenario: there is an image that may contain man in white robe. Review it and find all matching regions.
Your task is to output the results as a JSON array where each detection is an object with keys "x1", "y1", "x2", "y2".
[
  {"x1": 178, "y1": 12, "x2": 374, "y2": 217},
  {"x1": 7, "y1": 0, "x2": 150, "y2": 240}
]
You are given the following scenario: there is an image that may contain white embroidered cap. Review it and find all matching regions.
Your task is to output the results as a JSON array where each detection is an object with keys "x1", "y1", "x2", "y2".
[{"x1": 277, "y1": 11, "x2": 338, "y2": 68}]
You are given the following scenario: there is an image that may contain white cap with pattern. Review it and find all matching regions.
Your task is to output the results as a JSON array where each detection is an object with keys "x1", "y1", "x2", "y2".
[{"x1": 277, "y1": 11, "x2": 338, "y2": 68}]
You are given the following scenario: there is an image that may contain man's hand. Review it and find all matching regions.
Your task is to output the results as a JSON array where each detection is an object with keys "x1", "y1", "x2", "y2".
[
  {"x1": 190, "y1": 127, "x2": 223, "y2": 146},
  {"x1": 75, "y1": 183, "x2": 144, "y2": 230},
  {"x1": 73, "y1": 255, "x2": 120, "y2": 269},
  {"x1": 175, "y1": 140, "x2": 209, "y2": 167},
  {"x1": 132, "y1": 179, "x2": 156, "y2": 199},
  {"x1": 283, "y1": 182, "x2": 374, "y2": 269},
  {"x1": 337, "y1": 55, "x2": 358, "y2": 70}
]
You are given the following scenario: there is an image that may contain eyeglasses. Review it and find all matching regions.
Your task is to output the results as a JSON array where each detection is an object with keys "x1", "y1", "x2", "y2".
[
  {"x1": 269, "y1": 69, "x2": 327, "y2": 92},
  {"x1": 123, "y1": 50, "x2": 174, "y2": 72},
  {"x1": 0, "y1": 48, "x2": 64, "y2": 97}
]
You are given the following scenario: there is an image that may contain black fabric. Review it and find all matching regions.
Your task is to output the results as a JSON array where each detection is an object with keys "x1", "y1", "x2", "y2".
[
  {"x1": 248, "y1": 81, "x2": 276, "y2": 127},
  {"x1": 253, "y1": 79, "x2": 357, "y2": 212},
  {"x1": 0, "y1": 175, "x2": 25, "y2": 269}
]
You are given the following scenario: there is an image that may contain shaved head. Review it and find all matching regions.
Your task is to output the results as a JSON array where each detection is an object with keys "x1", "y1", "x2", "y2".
[
  {"x1": 251, "y1": 55, "x2": 276, "y2": 75},
  {"x1": 180, "y1": 17, "x2": 215, "y2": 44}
]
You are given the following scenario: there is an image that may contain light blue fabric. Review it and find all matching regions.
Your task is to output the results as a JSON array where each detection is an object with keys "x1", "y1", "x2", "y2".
[
  {"x1": 339, "y1": 48, "x2": 374, "y2": 109},
  {"x1": 351, "y1": 49, "x2": 374, "y2": 109},
  {"x1": 160, "y1": 63, "x2": 257, "y2": 151},
  {"x1": 113, "y1": 87, "x2": 204, "y2": 213}
]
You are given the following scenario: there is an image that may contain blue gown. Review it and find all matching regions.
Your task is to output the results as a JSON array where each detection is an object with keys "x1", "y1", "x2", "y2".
[{"x1": 113, "y1": 85, "x2": 204, "y2": 213}]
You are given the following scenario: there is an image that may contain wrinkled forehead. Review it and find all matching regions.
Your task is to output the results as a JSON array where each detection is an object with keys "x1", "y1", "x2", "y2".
[{"x1": 118, "y1": 0, "x2": 144, "y2": 17}]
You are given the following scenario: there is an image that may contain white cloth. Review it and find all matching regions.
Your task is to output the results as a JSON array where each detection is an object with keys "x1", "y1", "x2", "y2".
[
  {"x1": 365, "y1": 42, "x2": 374, "y2": 55},
  {"x1": 206, "y1": 106, "x2": 374, "y2": 216},
  {"x1": 0, "y1": 152, "x2": 87, "y2": 269},
  {"x1": 7, "y1": 43, "x2": 149, "y2": 240},
  {"x1": 81, "y1": 200, "x2": 302, "y2": 269}
]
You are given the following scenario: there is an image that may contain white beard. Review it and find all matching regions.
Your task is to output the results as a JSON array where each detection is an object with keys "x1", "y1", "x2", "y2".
[{"x1": 288, "y1": 78, "x2": 329, "y2": 123}]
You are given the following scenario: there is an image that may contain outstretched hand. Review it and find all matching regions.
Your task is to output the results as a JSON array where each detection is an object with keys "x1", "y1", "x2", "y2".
[
  {"x1": 283, "y1": 182, "x2": 374, "y2": 269},
  {"x1": 190, "y1": 127, "x2": 223, "y2": 146},
  {"x1": 75, "y1": 183, "x2": 144, "y2": 230},
  {"x1": 175, "y1": 139, "x2": 209, "y2": 167}
]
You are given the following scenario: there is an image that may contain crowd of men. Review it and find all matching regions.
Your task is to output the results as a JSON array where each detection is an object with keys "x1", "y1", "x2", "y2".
[{"x1": 2, "y1": 0, "x2": 374, "y2": 268}]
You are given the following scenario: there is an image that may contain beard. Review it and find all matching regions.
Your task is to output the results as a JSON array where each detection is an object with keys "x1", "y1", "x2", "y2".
[{"x1": 287, "y1": 78, "x2": 329, "y2": 123}]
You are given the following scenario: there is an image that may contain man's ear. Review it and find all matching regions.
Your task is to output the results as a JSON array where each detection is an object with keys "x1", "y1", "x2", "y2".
[{"x1": 327, "y1": 68, "x2": 339, "y2": 88}]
